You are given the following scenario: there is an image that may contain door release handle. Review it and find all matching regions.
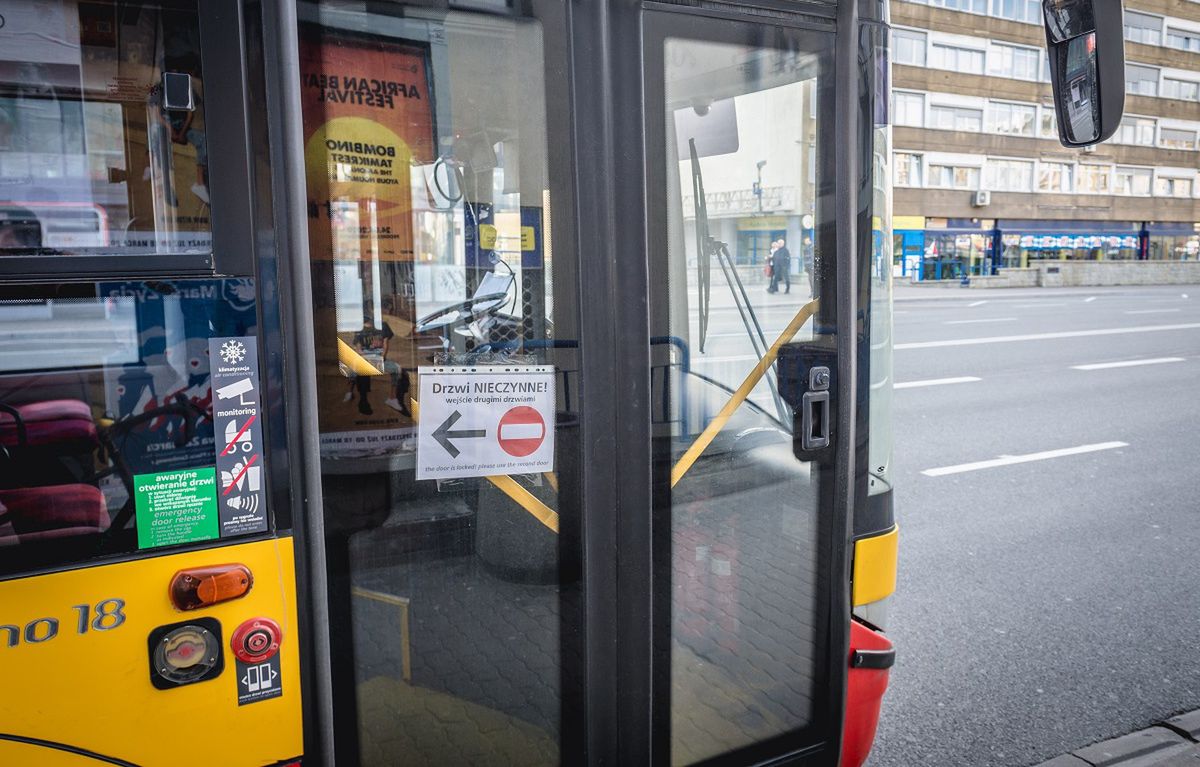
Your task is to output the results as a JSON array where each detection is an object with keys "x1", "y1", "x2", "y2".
[{"x1": 801, "y1": 366, "x2": 831, "y2": 452}]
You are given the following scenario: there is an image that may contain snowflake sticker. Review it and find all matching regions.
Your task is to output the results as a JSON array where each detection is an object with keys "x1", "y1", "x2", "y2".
[{"x1": 219, "y1": 340, "x2": 247, "y2": 365}]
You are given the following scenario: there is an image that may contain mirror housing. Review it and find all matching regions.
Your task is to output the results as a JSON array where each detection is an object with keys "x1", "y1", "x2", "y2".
[{"x1": 1041, "y1": 0, "x2": 1126, "y2": 147}]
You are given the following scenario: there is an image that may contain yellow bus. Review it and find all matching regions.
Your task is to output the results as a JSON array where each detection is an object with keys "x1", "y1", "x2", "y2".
[{"x1": 0, "y1": 0, "x2": 1118, "y2": 764}]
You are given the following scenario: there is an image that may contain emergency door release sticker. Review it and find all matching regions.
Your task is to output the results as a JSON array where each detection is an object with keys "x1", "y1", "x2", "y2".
[
  {"x1": 236, "y1": 656, "x2": 283, "y2": 706},
  {"x1": 416, "y1": 366, "x2": 556, "y2": 481},
  {"x1": 134, "y1": 468, "x2": 219, "y2": 549},
  {"x1": 209, "y1": 336, "x2": 269, "y2": 537}
]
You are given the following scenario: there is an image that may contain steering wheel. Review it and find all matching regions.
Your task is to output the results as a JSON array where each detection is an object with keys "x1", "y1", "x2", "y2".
[{"x1": 414, "y1": 290, "x2": 510, "y2": 335}]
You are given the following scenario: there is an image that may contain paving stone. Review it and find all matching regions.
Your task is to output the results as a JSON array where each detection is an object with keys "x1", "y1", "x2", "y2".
[
  {"x1": 1074, "y1": 727, "x2": 1194, "y2": 767},
  {"x1": 1166, "y1": 711, "x2": 1200, "y2": 741},
  {"x1": 1156, "y1": 744, "x2": 1200, "y2": 766},
  {"x1": 1031, "y1": 755, "x2": 1091, "y2": 767}
]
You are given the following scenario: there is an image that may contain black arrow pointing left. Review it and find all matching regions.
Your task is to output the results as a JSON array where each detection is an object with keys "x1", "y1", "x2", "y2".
[{"x1": 432, "y1": 410, "x2": 486, "y2": 458}]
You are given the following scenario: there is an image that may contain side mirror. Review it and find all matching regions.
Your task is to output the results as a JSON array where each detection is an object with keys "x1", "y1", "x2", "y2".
[{"x1": 1041, "y1": 0, "x2": 1125, "y2": 147}]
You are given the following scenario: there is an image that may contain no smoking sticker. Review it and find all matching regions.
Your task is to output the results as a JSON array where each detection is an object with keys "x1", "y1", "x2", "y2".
[{"x1": 416, "y1": 367, "x2": 556, "y2": 480}]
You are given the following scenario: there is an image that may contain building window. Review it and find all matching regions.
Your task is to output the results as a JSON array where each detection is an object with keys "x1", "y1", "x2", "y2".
[
  {"x1": 893, "y1": 29, "x2": 927, "y2": 67},
  {"x1": 1125, "y1": 64, "x2": 1160, "y2": 97},
  {"x1": 1039, "y1": 107, "x2": 1059, "y2": 138},
  {"x1": 927, "y1": 163, "x2": 980, "y2": 189},
  {"x1": 895, "y1": 152, "x2": 923, "y2": 186},
  {"x1": 1114, "y1": 166, "x2": 1153, "y2": 195},
  {"x1": 1077, "y1": 165, "x2": 1111, "y2": 193},
  {"x1": 1155, "y1": 176, "x2": 1194, "y2": 198},
  {"x1": 930, "y1": 104, "x2": 983, "y2": 132},
  {"x1": 1037, "y1": 162, "x2": 1074, "y2": 193},
  {"x1": 909, "y1": 0, "x2": 988, "y2": 12},
  {"x1": 1125, "y1": 12, "x2": 1164, "y2": 46},
  {"x1": 930, "y1": 43, "x2": 985, "y2": 74},
  {"x1": 893, "y1": 92, "x2": 925, "y2": 127},
  {"x1": 1160, "y1": 127, "x2": 1198, "y2": 149},
  {"x1": 1166, "y1": 27, "x2": 1200, "y2": 52},
  {"x1": 986, "y1": 101, "x2": 1036, "y2": 136},
  {"x1": 1113, "y1": 115, "x2": 1156, "y2": 145},
  {"x1": 1162, "y1": 77, "x2": 1200, "y2": 101},
  {"x1": 988, "y1": 44, "x2": 1042, "y2": 80},
  {"x1": 984, "y1": 159, "x2": 1034, "y2": 192},
  {"x1": 991, "y1": 0, "x2": 1040, "y2": 24}
]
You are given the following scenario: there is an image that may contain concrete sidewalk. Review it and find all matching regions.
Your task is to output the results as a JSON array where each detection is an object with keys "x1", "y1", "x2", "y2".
[{"x1": 1035, "y1": 711, "x2": 1200, "y2": 767}]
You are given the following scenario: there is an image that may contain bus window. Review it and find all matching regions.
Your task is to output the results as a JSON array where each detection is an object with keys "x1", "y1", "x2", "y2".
[
  {"x1": 0, "y1": 1, "x2": 211, "y2": 257},
  {"x1": 0, "y1": 278, "x2": 260, "y2": 574},
  {"x1": 298, "y1": 3, "x2": 578, "y2": 763},
  {"x1": 650, "y1": 27, "x2": 835, "y2": 765}
]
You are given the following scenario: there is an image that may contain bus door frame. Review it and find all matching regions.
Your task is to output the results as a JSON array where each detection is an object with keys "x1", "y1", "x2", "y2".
[{"x1": 258, "y1": 0, "x2": 862, "y2": 763}]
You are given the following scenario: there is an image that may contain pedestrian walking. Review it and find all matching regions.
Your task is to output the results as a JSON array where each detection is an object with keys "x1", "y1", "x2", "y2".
[{"x1": 773, "y1": 237, "x2": 792, "y2": 294}]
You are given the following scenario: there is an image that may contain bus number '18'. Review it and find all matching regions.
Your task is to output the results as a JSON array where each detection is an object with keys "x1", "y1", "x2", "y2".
[{"x1": 1, "y1": 599, "x2": 126, "y2": 648}]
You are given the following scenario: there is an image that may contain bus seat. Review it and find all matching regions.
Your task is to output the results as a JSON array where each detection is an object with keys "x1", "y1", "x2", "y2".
[
  {"x1": 0, "y1": 399, "x2": 98, "y2": 450},
  {"x1": 0, "y1": 484, "x2": 110, "y2": 545}
]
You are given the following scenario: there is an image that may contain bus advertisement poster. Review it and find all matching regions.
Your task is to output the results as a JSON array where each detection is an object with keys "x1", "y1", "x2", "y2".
[{"x1": 298, "y1": 26, "x2": 435, "y2": 454}]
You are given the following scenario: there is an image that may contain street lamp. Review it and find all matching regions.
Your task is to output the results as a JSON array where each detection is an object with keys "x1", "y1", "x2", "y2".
[{"x1": 754, "y1": 160, "x2": 767, "y2": 213}]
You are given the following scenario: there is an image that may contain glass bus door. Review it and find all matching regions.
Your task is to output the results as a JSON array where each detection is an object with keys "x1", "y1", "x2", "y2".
[
  {"x1": 645, "y1": 10, "x2": 851, "y2": 766},
  {"x1": 289, "y1": 1, "x2": 853, "y2": 765}
]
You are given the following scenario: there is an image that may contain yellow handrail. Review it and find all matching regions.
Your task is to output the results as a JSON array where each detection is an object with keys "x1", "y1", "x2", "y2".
[{"x1": 671, "y1": 299, "x2": 819, "y2": 488}]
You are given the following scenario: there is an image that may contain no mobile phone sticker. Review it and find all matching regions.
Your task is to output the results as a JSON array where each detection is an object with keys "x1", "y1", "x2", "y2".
[{"x1": 416, "y1": 366, "x2": 556, "y2": 480}]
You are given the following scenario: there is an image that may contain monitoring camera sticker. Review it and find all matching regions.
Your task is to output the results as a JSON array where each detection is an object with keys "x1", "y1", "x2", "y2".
[{"x1": 209, "y1": 336, "x2": 269, "y2": 537}]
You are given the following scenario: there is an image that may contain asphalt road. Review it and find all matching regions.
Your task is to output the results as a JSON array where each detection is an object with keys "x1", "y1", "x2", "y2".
[{"x1": 868, "y1": 284, "x2": 1200, "y2": 767}]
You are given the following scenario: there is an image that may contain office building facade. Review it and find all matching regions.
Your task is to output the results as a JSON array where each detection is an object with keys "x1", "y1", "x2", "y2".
[{"x1": 892, "y1": 0, "x2": 1200, "y2": 280}]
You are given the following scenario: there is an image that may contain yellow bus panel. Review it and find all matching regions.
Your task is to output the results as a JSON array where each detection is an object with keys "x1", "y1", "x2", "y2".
[
  {"x1": 0, "y1": 537, "x2": 302, "y2": 767},
  {"x1": 852, "y1": 525, "x2": 899, "y2": 607}
]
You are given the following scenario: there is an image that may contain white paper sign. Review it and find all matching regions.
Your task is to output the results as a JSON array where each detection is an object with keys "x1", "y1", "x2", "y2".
[{"x1": 416, "y1": 366, "x2": 556, "y2": 480}]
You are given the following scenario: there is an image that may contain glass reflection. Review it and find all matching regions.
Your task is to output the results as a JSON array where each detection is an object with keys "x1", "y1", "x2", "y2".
[
  {"x1": 299, "y1": 4, "x2": 578, "y2": 764},
  {"x1": 1061, "y1": 33, "x2": 1100, "y2": 144},
  {"x1": 0, "y1": 1, "x2": 212, "y2": 255},
  {"x1": 657, "y1": 34, "x2": 831, "y2": 765}
]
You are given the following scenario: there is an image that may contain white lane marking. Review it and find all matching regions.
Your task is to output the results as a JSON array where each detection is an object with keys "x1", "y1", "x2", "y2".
[
  {"x1": 895, "y1": 376, "x2": 982, "y2": 389},
  {"x1": 968, "y1": 300, "x2": 987, "y2": 307},
  {"x1": 922, "y1": 442, "x2": 1129, "y2": 477},
  {"x1": 1085, "y1": 296, "x2": 1097, "y2": 303},
  {"x1": 705, "y1": 331, "x2": 788, "y2": 339},
  {"x1": 945, "y1": 317, "x2": 1017, "y2": 325},
  {"x1": 693, "y1": 355, "x2": 758, "y2": 364},
  {"x1": 896, "y1": 323, "x2": 1200, "y2": 350},
  {"x1": 1124, "y1": 308, "x2": 1181, "y2": 315},
  {"x1": 1072, "y1": 357, "x2": 1185, "y2": 371}
]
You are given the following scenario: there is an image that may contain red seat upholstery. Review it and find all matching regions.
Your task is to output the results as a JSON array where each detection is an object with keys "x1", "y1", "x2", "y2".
[
  {"x1": 0, "y1": 484, "x2": 110, "y2": 545},
  {"x1": 0, "y1": 399, "x2": 98, "y2": 450}
]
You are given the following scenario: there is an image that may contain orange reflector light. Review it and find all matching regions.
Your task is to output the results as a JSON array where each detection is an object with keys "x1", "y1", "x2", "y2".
[{"x1": 169, "y1": 564, "x2": 254, "y2": 610}]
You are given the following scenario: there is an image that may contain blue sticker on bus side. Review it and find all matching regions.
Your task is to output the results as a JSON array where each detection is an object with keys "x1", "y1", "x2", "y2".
[{"x1": 208, "y1": 336, "x2": 269, "y2": 537}]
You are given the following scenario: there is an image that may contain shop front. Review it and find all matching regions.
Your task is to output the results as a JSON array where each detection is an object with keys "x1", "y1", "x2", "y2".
[
  {"x1": 891, "y1": 217, "x2": 995, "y2": 281},
  {"x1": 996, "y1": 220, "x2": 1143, "y2": 265},
  {"x1": 1146, "y1": 222, "x2": 1200, "y2": 260}
]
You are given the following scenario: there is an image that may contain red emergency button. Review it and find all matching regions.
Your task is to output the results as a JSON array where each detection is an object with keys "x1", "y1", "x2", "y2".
[{"x1": 230, "y1": 617, "x2": 282, "y2": 663}]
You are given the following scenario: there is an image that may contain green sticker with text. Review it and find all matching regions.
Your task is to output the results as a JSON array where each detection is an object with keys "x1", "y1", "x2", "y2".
[{"x1": 134, "y1": 468, "x2": 219, "y2": 549}]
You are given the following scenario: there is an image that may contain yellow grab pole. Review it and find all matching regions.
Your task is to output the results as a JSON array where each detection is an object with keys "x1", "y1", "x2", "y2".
[
  {"x1": 671, "y1": 299, "x2": 819, "y2": 488},
  {"x1": 487, "y1": 473, "x2": 560, "y2": 533}
]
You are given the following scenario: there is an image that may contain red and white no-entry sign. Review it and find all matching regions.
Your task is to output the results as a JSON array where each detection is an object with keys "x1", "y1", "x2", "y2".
[
  {"x1": 497, "y1": 406, "x2": 546, "y2": 457},
  {"x1": 416, "y1": 366, "x2": 556, "y2": 480}
]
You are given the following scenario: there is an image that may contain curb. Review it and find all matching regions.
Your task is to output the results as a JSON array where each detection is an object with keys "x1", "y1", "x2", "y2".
[{"x1": 1033, "y1": 711, "x2": 1200, "y2": 767}]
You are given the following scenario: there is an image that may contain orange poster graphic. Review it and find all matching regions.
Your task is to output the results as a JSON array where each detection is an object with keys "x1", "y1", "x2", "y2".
[{"x1": 299, "y1": 27, "x2": 437, "y2": 453}]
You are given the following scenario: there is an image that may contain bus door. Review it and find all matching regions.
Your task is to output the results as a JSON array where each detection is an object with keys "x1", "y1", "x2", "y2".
[
  {"x1": 645, "y1": 9, "x2": 855, "y2": 765},
  {"x1": 285, "y1": 0, "x2": 859, "y2": 764},
  {"x1": 0, "y1": 2, "x2": 303, "y2": 765}
]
